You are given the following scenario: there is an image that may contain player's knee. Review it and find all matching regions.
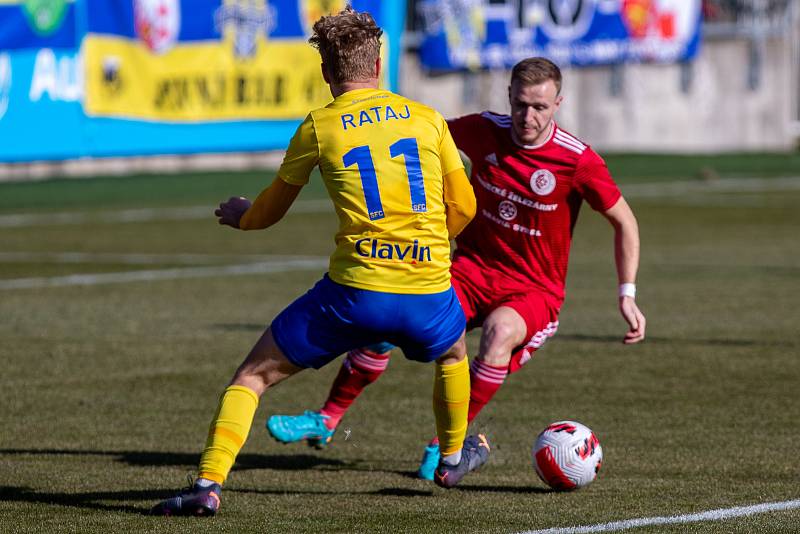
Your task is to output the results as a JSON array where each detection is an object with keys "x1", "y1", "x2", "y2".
[
  {"x1": 484, "y1": 321, "x2": 523, "y2": 351},
  {"x1": 436, "y1": 335, "x2": 467, "y2": 365},
  {"x1": 489, "y1": 321, "x2": 517, "y2": 342}
]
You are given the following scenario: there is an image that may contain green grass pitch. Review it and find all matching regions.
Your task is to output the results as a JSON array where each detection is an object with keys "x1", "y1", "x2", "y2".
[{"x1": 1, "y1": 154, "x2": 799, "y2": 533}]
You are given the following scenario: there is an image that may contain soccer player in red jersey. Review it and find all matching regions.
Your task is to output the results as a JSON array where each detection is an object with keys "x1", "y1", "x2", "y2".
[{"x1": 267, "y1": 57, "x2": 646, "y2": 478}]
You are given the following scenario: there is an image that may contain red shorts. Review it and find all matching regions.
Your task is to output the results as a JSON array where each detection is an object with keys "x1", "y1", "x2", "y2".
[{"x1": 451, "y1": 255, "x2": 560, "y2": 374}]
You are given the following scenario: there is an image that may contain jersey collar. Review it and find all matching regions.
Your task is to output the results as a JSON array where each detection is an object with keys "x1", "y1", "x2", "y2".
[
  {"x1": 511, "y1": 120, "x2": 556, "y2": 151},
  {"x1": 333, "y1": 87, "x2": 388, "y2": 104}
]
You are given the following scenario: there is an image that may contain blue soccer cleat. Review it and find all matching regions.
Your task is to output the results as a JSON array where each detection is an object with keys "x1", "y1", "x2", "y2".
[
  {"x1": 150, "y1": 478, "x2": 222, "y2": 517},
  {"x1": 433, "y1": 434, "x2": 491, "y2": 489},
  {"x1": 417, "y1": 441, "x2": 441, "y2": 480},
  {"x1": 266, "y1": 410, "x2": 336, "y2": 449}
]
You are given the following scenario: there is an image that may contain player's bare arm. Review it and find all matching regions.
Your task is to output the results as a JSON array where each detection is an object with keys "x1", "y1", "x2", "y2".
[
  {"x1": 215, "y1": 177, "x2": 303, "y2": 230},
  {"x1": 602, "y1": 196, "x2": 646, "y2": 344}
]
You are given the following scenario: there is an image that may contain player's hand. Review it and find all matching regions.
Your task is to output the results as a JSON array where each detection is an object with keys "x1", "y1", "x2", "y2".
[
  {"x1": 619, "y1": 296, "x2": 646, "y2": 344},
  {"x1": 215, "y1": 196, "x2": 252, "y2": 229}
]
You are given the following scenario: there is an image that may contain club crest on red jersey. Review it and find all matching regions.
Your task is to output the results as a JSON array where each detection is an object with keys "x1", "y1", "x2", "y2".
[{"x1": 530, "y1": 169, "x2": 556, "y2": 196}]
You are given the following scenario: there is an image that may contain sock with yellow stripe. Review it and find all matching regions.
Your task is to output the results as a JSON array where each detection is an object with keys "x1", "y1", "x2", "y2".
[
  {"x1": 198, "y1": 385, "x2": 259, "y2": 485},
  {"x1": 433, "y1": 357, "x2": 470, "y2": 458}
]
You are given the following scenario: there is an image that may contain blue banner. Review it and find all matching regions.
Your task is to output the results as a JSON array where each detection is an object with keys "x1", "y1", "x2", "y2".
[
  {"x1": 0, "y1": 1, "x2": 78, "y2": 50},
  {"x1": 418, "y1": 0, "x2": 702, "y2": 70},
  {"x1": 0, "y1": 0, "x2": 405, "y2": 163}
]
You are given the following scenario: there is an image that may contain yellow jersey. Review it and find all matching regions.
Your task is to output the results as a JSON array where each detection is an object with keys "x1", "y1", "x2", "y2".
[{"x1": 277, "y1": 88, "x2": 464, "y2": 294}]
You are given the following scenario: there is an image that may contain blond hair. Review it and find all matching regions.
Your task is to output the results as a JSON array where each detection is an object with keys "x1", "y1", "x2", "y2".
[
  {"x1": 511, "y1": 58, "x2": 562, "y2": 94},
  {"x1": 309, "y1": 6, "x2": 383, "y2": 84}
]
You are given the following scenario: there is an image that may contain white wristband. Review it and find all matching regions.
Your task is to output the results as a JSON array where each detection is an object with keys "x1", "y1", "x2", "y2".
[{"x1": 619, "y1": 283, "x2": 636, "y2": 298}]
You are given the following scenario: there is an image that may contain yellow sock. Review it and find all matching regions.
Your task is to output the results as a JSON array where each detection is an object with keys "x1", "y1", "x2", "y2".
[
  {"x1": 433, "y1": 357, "x2": 470, "y2": 456},
  {"x1": 198, "y1": 385, "x2": 259, "y2": 485}
]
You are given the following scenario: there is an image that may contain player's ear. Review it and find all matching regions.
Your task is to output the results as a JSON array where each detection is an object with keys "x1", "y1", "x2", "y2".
[
  {"x1": 554, "y1": 94, "x2": 564, "y2": 110},
  {"x1": 320, "y1": 63, "x2": 330, "y2": 84},
  {"x1": 374, "y1": 57, "x2": 381, "y2": 80}
]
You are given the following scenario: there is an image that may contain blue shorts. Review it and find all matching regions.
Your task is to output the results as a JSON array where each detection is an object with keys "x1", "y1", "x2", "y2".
[{"x1": 271, "y1": 275, "x2": 465, "y2": 369}]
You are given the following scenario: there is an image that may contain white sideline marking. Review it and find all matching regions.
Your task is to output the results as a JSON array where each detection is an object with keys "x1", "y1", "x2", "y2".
[
  {"x1": 1, "y1": 177, "x2": 799, "y2": 228},
  {"x1": 518, "y1": 499, "x2": 800, "y2": 534},
  {"x1": 0, "y1": 252, "x2": 313, "y2": 265},
  {"x1": 0, "y1": 198, "x2": 332, "y2": 228},
  {"x1": 621, "y1": 176, "x2": 800, "y2": 197},
  {"x1": 0, "y1": 258, "x2": 328, "y2": 290}
]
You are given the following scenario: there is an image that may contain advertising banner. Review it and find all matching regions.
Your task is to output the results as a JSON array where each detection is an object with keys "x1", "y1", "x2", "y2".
[
  {"x1": 0, "y1": 47, "x2": 85, "y2": 161},
  {"x1": 0, "y1": 0, "x2": 405, "y2": 163},
  {"x1": 418, "y1": 0, "x2": 702, "y2": 70},
  {"x1": 0, "y1": 0, "x2": 78, "y2": 50}
]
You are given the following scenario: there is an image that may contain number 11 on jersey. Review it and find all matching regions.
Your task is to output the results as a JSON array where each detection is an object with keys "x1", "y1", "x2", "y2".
[{"x1": 343, "y1": 137, "x2": 427, "y2": 221}]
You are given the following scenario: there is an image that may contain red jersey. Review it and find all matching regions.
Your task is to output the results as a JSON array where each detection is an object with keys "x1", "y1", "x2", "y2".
[{"x1": 448, "y1": 112, "x2": 621, "y2": 306}]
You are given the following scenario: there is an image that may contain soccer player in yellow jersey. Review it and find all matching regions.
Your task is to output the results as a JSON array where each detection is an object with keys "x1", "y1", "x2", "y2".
[{"x1": 151, "y1": 7, "x2": 485, "y2": 516}]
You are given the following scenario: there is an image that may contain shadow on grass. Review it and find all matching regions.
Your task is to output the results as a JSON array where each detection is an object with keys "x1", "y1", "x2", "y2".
[
  {"x1": 0, "y1": 484, "x2": 436, "y2": 516},
  {"x1": 557, "y1": 333, "x2": 792, "y2": 347},
  {"x1": 0, "y1": 447, "x2": 421, "y2": 478},
  {"x1": 0, "y1": 448, "x2": 347, "y2": 471},
  {"x1": 455, "y1": 484, "x2": 551, "y2": 494},
  {"x1": 233, "y1": 483, "x2": 543, "y2": 497},
  {"x1": 0, "y1": 450, "x2": 512, "y2": 515},
  {"x1": 233, "y1": 486, "x2": 434, "y2": 497},
  {"x1": 0, "y1": 485, "x2": 163, "y2": 514}
]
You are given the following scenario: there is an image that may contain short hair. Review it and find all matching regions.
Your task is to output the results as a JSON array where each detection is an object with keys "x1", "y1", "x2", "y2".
[
  {"x1": 309, "y1": 6, "x2": 383, "y2": 84},
  {"x1": 511, "y1": 57, "x2": 562, "y2": 94}
]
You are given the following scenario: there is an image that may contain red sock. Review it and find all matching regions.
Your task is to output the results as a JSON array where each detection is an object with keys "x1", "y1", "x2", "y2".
[
  {"x1": 320, "y1": 348, "x2": 389, "y2": 429},
  {"x1": 467, "y1": 359, "x2": 508, "y2": 423}
]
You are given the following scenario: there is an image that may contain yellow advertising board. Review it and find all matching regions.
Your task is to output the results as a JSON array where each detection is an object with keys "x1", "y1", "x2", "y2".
[{"x1": 83, "y1": 0, "x2": 389, "y2": 122}]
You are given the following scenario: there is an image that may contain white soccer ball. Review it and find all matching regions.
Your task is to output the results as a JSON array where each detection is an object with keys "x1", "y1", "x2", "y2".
[{"x1": 532, "y1": 420, "x2": 603, "y2": 491}]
